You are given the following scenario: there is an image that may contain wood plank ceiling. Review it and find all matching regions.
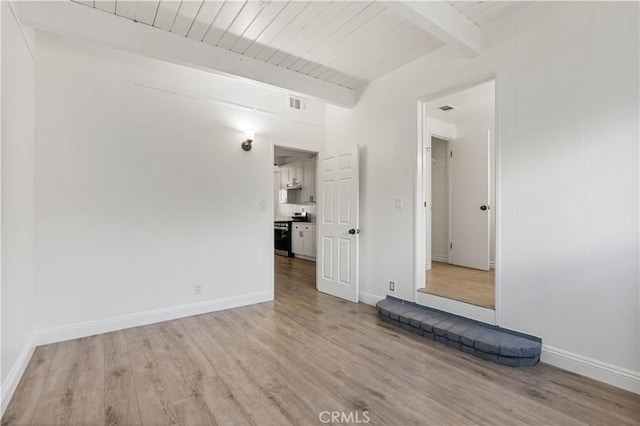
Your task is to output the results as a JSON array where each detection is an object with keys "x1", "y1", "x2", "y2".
[{"x1": 71, "y1": 1, "x2": 529, "y2": 90}]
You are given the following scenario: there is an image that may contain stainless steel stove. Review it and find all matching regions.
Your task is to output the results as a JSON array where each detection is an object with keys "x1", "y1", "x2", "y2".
[{"x1": 274, "y1": 212, "x2": 308, "y2": 257}]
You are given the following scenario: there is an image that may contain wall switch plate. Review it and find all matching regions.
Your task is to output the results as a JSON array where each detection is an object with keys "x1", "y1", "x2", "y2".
[
  {"x1": 194, "y1": 283, "x2": 203, "y2": 296},
  {"x1": 395, "y1": 198, "x2": 403, "y2": 209},
  {"x1": 259, "y1": 200, "x2": 266, "y2": 210},
  {"x1": 389, "y1": 281, "x2": 395, "y2": 291}
]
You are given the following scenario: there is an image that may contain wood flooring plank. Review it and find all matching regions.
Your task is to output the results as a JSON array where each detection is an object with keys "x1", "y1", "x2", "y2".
[
  {"x1": 143, "y1": 322, "x2": 217, "y2": 425},
  {"x1": 69, "y1": 335, "x2": 106, "y2": 425},
  {"x1": 196, "y1": 375, "x2": 255, "y2": 426},
  {"x1": 3, "y1": 256, "x2": 640, "y2": 426},
  {"x1": 1, "y1": 344, "x2": 58, "y2": 426},
  {"x1": 126, "y1": 329, "x2": 178, "y2": 425},
  {"x1": 28, "y1": 366, "x2": 79, "y2": 425},
  {"x1": 105, "y1": 352, "x2": 143, "y2": 426},
  {"x1": 29, "y1": 340, "x2": 81, "y2": 426},
  {"x1": 104, "y1": 330, "x2": 130, "y2": 356},
  {"x1": 174, "y1": 316, "x2": 292, "y2": 426}
]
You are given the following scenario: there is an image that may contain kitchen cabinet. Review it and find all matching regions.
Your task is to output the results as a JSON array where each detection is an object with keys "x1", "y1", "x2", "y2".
[
  {"x1": 292, "y1": 223, "x2": 316, "y2": 259},
  {"x1": 300, "y1": 159, "x2": 316, "y2": 203},
  {"x1": 280, "y1": 163, "x2": 303, "y2": 188},
  {"x1": 277, "y1": 158, "x2": 315, "y2": 204}
]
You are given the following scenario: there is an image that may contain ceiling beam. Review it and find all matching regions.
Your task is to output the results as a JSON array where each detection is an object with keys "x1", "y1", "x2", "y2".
[
  {"x1": 383, "y1": 1, "x2": 481, "y2": 58},
  {"x1": 14, "y1": 1, "x2": 355, "y2": 107}
]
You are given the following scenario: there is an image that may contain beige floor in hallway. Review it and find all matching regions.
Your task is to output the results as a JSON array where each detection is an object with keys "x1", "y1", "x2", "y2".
[
  {"x1": 421, "y1": 261, "x2": 495, "y2": 309},
  {"x1": 3, "y1": 256, "x2": 639, "y2": 425}
]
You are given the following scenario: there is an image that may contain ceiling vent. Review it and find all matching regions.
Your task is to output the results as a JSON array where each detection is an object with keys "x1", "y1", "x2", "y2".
[
  {"x1": 288, "y1": 95, "x2": 307, "y2": 111},
  {"x1": 437, "y1": 104, "x2": 459, "y2": 112}
]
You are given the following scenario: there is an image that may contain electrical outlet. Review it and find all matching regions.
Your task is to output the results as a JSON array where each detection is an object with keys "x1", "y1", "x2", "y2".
[
  {"x1": 389, "y1": 281, "x2": 395, "y2": 291},
  {"x1": 194, "y1": 283, "x2": 203, "y2": 296}
]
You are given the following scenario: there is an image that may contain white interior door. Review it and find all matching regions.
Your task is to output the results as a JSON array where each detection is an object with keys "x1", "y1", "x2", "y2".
[
  {"x1": 316, "y1": 146, "x2": 359, "y2": 302},
  {"x1": 450, "y1": 130, "x2": 490, "y2": 270}
]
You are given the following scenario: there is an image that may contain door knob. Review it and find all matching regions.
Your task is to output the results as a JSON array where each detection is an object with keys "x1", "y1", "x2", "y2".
[
  {"x1": 348, "y1": 228, "x2": 360, "y2": 235},
  {"x1": 480, "y1": 205, "x2": 489, "y2": 211}
]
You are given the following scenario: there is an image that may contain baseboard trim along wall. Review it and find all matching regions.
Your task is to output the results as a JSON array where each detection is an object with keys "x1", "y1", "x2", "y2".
[
  {"x1": 1, "y1": 335, "x2": 36, "y2": 416},
  {"x1": 359, "y1": 291, "x2": 385, "y2": 306},
  {"x1": 431, "y1": 255, "x2": 449, "y2": 263},
  {"x1": 34, "y1": 290, "x2": 273, "y2": 346},
  {"x1": 542, "y1": 345, "x2": 640, "y2": 394}
]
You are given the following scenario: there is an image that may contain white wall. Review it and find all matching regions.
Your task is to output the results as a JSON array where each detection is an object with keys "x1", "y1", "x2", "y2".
[
  {"x1": 327, "y1": 2, "x2": 639, "y2": 392},
  {"x1": 1, "y1": 1, "x2": 36, "y2": 409},
  {"x1": 34, "y1": 32, "x2": 326, "y2": 338}
]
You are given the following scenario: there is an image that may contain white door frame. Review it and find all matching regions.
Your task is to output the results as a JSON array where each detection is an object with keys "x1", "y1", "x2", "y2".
[
  {"x1": 414, "y1": 74, "x2": 502, "y2": 325},
  {"x1": 426, "y1": 135, "x2": 452, "y2": 269}
]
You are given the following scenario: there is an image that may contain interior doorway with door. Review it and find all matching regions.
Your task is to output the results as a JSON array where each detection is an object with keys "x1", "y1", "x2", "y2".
[
  {"x1": 273, "y1": 146, "x2": 319, "y2": 298},
  {"x1": 272, "y1": 145, "x2": 361, "y2": 304},
  {"x1": 420, "y1": 80, "x2": 496, "y2": 310}
]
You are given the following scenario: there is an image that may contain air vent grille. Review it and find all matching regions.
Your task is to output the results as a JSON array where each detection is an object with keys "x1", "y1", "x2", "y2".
[{"x1": 288, "y1": 95, "x2": 307, "y2": 111}]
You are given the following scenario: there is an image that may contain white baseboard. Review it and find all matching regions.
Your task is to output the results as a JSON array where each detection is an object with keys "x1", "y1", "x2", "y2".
[
  {"x1": 293, "y1": 254, "x2": 316, "y2": 262},
  {"x1": 431, "y1": 255, "x2": 449, "y2": 263},
  {"x1": 542, "y1": 345, "x2": 640, "y2": 394},
  {"x1": 1, "y1": 335, "x2": 36, "y2": 416},
  {"x1": 34, "y1": 290, "x2": 273, "y2": 346},
  {"x1": 359, "y1": 291, "x2": 385, "y2": 306}
]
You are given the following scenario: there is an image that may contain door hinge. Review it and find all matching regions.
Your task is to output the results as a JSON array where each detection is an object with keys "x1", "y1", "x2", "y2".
[
  {"x1": 450, "y1": 151, "x2": 453, "y2": 157},
  {"x1": 424, "y1": 201, "x2": 427, "y2": 207},
  {"x1": 450, "y1": 242, "x2": 453, "y2": 250}
]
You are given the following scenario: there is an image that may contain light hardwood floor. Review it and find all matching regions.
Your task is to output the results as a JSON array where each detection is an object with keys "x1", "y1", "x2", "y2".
[
  {"x1": 3, "y1": 256, "x2": 639, "y2": 425},
  {"x1": 421, "y1": 262, "x2": 495, "y2": 309}
]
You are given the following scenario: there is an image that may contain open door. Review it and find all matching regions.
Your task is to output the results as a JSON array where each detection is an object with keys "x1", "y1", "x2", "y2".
[
  {"x1": 450, "y1": 130, "x2": 491, "y2": 270},
  {"x1": 316, "y1": 146, "x2": 359, "y2": 302}
]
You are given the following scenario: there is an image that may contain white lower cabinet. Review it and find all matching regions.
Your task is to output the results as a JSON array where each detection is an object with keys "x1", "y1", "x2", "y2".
[{"x1": 292, "y1": 223, "x2": 316, "y2": 259}]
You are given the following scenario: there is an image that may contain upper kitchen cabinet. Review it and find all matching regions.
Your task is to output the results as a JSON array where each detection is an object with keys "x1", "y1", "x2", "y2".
[
  {"x1": 301, "y1": 158, "x2": 316, "y2": 204},
  {"x1": 281, "y1": 163, "x2": 303, "y2": 188},
  {"x1": 274, "y1": 146, "x2": 316, "y2": 204}
]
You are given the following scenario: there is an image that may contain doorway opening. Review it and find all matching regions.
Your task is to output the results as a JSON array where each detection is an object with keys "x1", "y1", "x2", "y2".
[
  {"x1": 273, "y1": 146, "x2": 318, "y2": 298},
  {"x1": 416, "y1": 79, "x2": 498, "y2": 320}
]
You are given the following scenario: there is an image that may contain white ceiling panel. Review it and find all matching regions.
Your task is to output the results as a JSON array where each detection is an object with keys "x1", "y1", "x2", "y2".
[
  {"x1": 171, "y1": 1, "x2": 205, "y2": 36},
  {"x1": 70, "y1": 1, "x2": 532, "y2": 91},
  {"x1": 186, "y1": 1, "x2": 225, "y2": 40},
  {"x1": 283, "y1": 1, "x2": 371, "y2": 72},
  {"x1": 115, "y1": 0, "x2": 137, "y2": 19},
  {"x1": 202, "y1": 0, "x2": 247, "y2": 45},
  {"x1": 449, "y1": 1, "x2": 533, "y2": 27},
  {"x1": 95, "y1": 1, "x2": 116, "y2": 14},
  {"x1": 216, "y1": 1, "x2": 264, "y2": 49},
  {"x1": 133, "y1": 1, "x2": 158, "y2": 25},
  {"x1": 253, "y1": 1, "x2": 327, "y2": 62},
  {"x1": 270, "y1": 2, "x2": 353, "y2": 68},
  {"x1": 154, "y1": 1, "x2": 182, "y2": 31},
  {"x1": 228, "y1": 1, "x2": 288, "y2": 53},
  {"x1": 241, "y1": 1, "x2": 308, "y2": 58}
]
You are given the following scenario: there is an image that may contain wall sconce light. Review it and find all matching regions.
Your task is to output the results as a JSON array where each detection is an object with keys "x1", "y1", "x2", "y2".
[{"x1": 241, "y1": 129, "x2": 255, "y2": 151}]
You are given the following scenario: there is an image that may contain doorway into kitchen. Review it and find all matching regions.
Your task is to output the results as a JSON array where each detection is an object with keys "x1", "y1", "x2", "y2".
[
  {"x1": 417, "y1": 79, "x2": 497, "y2": 318},
  {"x1": 273, "y1": 146, "x2": 318, "y2": 298}
]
